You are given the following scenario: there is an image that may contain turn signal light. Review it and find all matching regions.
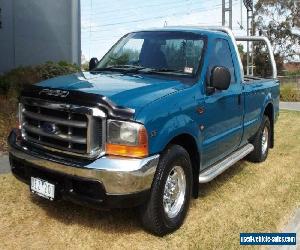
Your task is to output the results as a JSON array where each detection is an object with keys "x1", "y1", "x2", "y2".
[{"x1": 106, "y1": 127, "x2": 148, "y2": 158}]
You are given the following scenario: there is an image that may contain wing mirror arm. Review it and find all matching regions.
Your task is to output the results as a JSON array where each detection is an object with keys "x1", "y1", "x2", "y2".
[{"x1": 206, "y1": 86, "x2": 216, "y2": 95}]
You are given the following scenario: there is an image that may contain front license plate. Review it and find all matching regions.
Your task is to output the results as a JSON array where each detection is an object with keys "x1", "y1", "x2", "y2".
[{"x1": 30, "y1": 177, "x2": 55, "y2": 200}]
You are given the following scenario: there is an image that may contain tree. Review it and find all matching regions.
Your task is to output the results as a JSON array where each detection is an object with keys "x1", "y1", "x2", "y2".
[{"x1": 254, "y1": 0, "x2": 300, "y2": 73}]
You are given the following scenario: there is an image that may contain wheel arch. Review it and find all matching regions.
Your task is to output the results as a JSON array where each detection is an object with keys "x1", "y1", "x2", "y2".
[
  {"x1": 263, "y1": 102, "x2": 274, "y2": 148},
  {"x1": 167, "y1": 133, "x2": 200, "y2": 199}
]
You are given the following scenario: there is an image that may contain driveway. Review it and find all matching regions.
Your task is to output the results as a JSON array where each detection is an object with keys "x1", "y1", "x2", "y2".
[
  {"x1": 280, "y1": 102, "x2": 300, "y2": 111},
  {"x1": 0, "y1": 153, "x2": 10, "y2": 174},
  {"x1": 270, "y1": 208, "x2": 300, "y2": 250}
]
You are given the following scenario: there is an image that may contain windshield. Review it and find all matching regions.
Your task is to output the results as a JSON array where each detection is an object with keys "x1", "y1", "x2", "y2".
[{"x1": 96, "y1": 31, "x2": 205, "y2": 76}]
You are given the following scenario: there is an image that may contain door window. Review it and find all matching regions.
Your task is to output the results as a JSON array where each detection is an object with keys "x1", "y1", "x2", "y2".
[{"x1": 207, "y1": 39, "x2": 236, "y2": 84}]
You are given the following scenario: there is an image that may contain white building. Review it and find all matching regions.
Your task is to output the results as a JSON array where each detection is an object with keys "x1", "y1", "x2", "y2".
[{"x1": 0, "y1": 0, "x2": 81, "y2": 73}]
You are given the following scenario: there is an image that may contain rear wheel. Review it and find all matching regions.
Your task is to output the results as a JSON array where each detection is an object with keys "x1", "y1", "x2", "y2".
[
  {"x1": 140, "y1": 144, "x2": 192, "y2": 236},
  {"x1": 247, "y1": 115, "x2": 271, "y2": 163}
]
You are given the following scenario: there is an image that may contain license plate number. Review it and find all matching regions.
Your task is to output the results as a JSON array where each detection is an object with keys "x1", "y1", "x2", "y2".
[{"x1": 30, "y1": 177, "x2": 55, "y2": 200}]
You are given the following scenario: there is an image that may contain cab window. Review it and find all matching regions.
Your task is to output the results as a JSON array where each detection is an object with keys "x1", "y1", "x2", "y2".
[{"x1": 207, "y1": 38, "x2": 236, "y2": 85}]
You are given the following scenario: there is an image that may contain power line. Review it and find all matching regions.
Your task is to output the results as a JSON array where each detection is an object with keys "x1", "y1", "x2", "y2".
[
  {"x1": 82, "y1": 0, "x2": 240, "y2": 57},
  {"x1": 86, "y1": 21, "x2": 223, "y2": 41},
  {"x1": 84, "y1": 1, "x2": 208, "y2": 22},
  {"x1": 81, "y1": 19, "x2": 224, "y2": 35},
  {"x1": 82, "y1": 1, "x2": 239, "y2": 34},
  {"x1": 87, "y1": 21, "x2": 223, "y2": 41},
  {"x1": 87, "y1": 23, "x2": 243, "y2": 42},
  {"x1": 82, "y1": 2, "x2": 238, "y2": 31},
  {"x1": 83, "y1": 0, "x2": 238, "y2": 23},
  {"x1": 82, "y1": 0, "x2": 196, "y2": 16},
  {"x1": 84, "y1": 5, "x2": 219, "y2": 29}
]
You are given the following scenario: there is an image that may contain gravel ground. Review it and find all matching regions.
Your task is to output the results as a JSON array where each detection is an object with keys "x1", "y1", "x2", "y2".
[
  {"x1": 280, "y1": 102, "x2": 300, "y2": 111},
  {"x1": 0, "y1": 153, "x2": 9, "y2": 174}
]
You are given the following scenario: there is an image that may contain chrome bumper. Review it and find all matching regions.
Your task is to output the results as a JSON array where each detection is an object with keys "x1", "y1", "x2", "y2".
[{"x1": 8, "y1": 130, "x2": 159, "y2": 195}]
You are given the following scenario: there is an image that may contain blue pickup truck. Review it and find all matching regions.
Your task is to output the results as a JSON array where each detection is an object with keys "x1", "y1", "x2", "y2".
[{"x1": 8, "y1": 27, "x2": 279, "y2": 235}]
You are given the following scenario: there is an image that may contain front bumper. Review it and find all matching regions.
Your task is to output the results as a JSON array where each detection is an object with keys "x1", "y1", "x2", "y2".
[{"x1": 8, "y1": 130, "x2": 159, "y2": 208}]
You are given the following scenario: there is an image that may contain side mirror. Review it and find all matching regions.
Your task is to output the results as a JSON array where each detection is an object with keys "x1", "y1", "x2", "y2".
[
  {"x1": 209, "y1": 66, "x2": 231, "y2": 92},
  {"x1": 89, "y1": 57, "x2": 99, "y2": 71}
]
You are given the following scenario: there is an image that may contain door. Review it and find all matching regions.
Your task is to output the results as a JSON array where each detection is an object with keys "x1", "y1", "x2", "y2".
[{"x1": 202, "y1": 38, "x2": 243, "y2": 168}]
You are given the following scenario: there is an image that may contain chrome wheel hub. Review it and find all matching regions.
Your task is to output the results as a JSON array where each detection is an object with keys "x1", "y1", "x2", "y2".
[
  {"x1": 261, "y1": 126, "x2": 269, "y2": 155},
  {"x1": 163, "y1": 165, "x2": 186, "y2": 218}
]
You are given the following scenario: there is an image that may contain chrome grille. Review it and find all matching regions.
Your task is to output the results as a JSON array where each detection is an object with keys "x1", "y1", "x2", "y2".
[{"x1": 20, "y1": 97, "x2": 106, "y2": 158}]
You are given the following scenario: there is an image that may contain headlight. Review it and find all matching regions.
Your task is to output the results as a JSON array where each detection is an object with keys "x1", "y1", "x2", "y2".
[{"x1": 106, "y1": 120, "x2": 148, "y2": 158}]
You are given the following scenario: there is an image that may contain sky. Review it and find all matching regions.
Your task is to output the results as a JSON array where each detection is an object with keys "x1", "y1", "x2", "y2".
[{"x1": 81, "y1": 0, "x2": 251, "y2": 62}]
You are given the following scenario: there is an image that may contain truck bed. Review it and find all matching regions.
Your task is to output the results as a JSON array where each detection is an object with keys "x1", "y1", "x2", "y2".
[{"x1": 244, "y1": 75, "x2": 272, "y2": 83}]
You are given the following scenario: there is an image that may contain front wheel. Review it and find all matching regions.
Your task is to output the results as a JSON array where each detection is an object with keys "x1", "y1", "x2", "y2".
[
  {"x1": 140, "y1": 144, "x2": 192, "y2": 236},
  {"x1": 247, "y1": 115, "x2": 271, "y2": 163}
]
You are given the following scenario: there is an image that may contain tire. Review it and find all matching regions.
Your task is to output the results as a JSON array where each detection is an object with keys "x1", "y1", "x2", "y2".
[
  {"x1": 140, "y1": 144, "x2": 193, "y2": 236},
  {"x1": 247, "y1": 115, "x2": 271, "y2": 163}
]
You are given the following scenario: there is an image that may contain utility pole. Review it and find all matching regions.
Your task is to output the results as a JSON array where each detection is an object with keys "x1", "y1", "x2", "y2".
[
  {"x1": 71, "y1": 0, "x2": 81, "y2": 65},
  {"x1": 244, "y1": 0, "x2": 254, "y2": 76},
  {"x1": 222, "y1": 0, "x2": 232, "y2": 29},
  {"x1": 89, "y1": 0, "x2": 92, "y2": 60},
  {"x1": 240, "y1": 0, "x2": 243, "y2": 28}
]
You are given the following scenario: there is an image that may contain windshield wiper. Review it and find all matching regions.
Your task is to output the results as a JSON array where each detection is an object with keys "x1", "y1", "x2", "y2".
[
  {"x1": 92, "y1": 65, "x2": 146, "y2": 73},
  {"x1": 138, "y1": 68, "x2": 189, "y2": 75},
  {"x1": 92, "y1": 65, "x2": 190, "y2": 76}
]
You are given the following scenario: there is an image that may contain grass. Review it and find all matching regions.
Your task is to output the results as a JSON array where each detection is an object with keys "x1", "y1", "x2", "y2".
[
  {"x1": 280, "y1": 83, "x2": 300, "y2": 102},
  {"x1": 283, "y1": 70, "x2": 300, "y2": 77},
  {"x1": 0, "y1": 111, "x2": 299, "y2": 249}
]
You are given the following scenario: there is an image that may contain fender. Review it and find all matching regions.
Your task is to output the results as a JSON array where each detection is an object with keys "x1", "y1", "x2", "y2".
[
  {"x1": 260, "y1": 92, "x2": 273, "y2": 121},
  {"x1": 134, "y1": 85, "x2": 203, "y2": 155},
  {"x1": 149, "y1": 113, "x2": 202, "y2": 154},
  {"x1": 260, "y1": 80, "x2": 280, "y2": 122}
]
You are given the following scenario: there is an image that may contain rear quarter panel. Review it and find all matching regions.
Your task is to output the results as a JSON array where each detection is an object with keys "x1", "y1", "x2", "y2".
[{"x1": 242, "y1": 79, "x2": 280, "y2": 144}]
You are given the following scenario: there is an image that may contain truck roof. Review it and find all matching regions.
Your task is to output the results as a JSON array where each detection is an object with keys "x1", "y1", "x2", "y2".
[{"x1": 134, "y1": 26, "x2": 229, "y2": 38}]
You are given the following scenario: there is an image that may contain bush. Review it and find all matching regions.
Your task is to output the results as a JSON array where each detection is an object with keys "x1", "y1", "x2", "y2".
[
  {"x1": 283, "y1": 70, "x2": 300, "y2": 77},
  {"x1": 0, "y1": 61, "x2": 80, "y2": 97},
  {"x1": 280, "y1": 84, "x2": 300, "y2": 102}
]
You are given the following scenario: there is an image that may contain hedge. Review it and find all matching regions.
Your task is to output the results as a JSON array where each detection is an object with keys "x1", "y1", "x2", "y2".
[{"x1": 0, "y1": 61, "x2": 80, "y2": 97}]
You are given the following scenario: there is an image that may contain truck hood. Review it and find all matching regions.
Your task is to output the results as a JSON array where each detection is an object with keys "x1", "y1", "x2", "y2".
[{"x1": 37, "y1": 71, "x2": 188, "y2": 112}]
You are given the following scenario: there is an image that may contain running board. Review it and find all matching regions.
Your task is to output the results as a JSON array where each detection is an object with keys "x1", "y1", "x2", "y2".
[{"x1": 199, "y1": 143, "x2": 254, "y2": 183}]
